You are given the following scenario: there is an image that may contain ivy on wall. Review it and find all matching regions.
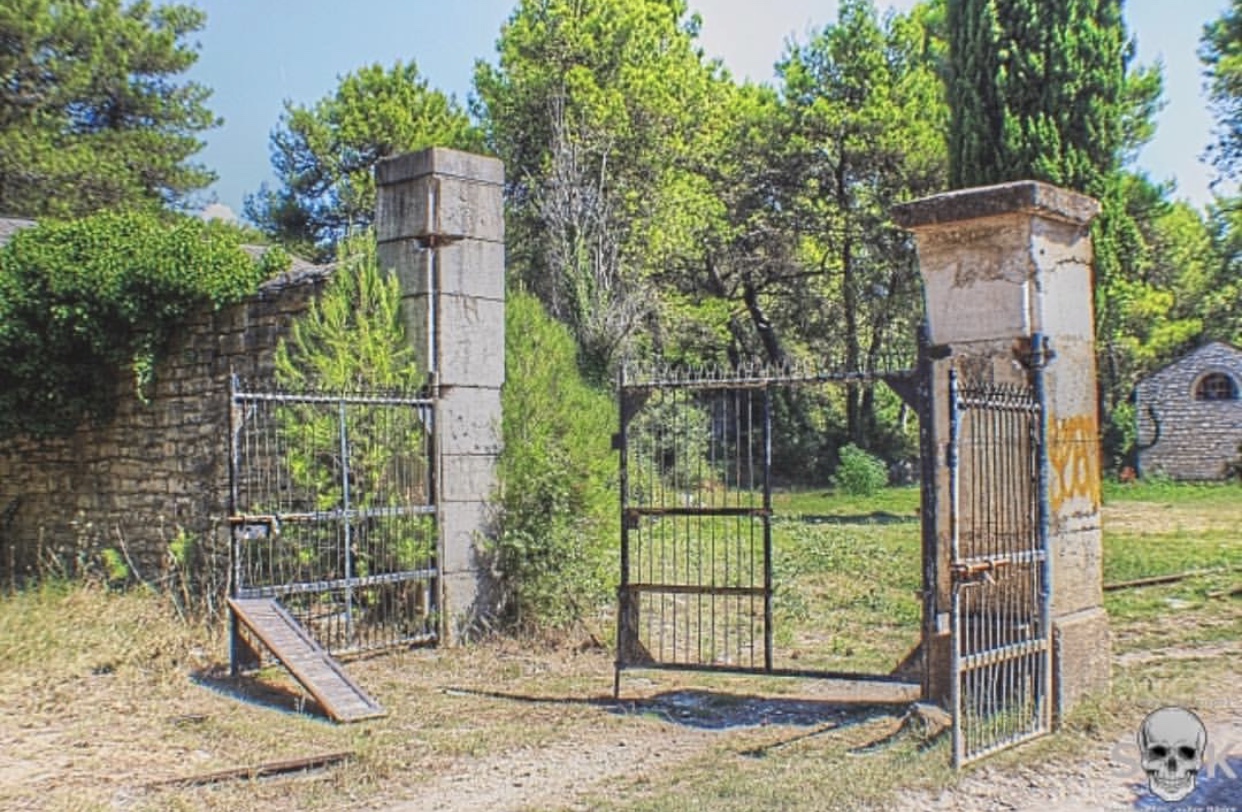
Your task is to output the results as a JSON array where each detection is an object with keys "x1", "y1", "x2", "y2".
[{"x1": 0, "y1": 211, "x2": 287, "y2": 437}]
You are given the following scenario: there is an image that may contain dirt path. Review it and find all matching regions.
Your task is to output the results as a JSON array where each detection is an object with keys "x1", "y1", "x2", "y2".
[
  {"x1": 892, "y1": 705, "x2": 1242, "y2": 812},
  {"x1": 385, "y1": 724, "x2": 714, "y2": 812}
]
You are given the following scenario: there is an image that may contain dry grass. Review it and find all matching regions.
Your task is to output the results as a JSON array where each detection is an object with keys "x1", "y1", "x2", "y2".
[{"x1": 0, "y1": 482, "x2": 1237, "y2": 811}]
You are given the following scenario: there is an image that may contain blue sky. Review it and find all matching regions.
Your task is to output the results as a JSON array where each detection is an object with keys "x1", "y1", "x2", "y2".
[{"x1": 186, "y1": 0, "x2": 1234, "y2": 220}]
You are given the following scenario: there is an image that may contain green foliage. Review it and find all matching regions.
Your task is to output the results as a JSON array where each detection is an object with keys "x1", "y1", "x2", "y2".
[
  {"x1": 247, "y1": 62, "x2": 482, "y2": 259},
  {"x1": 775, "y1": 0, "x2": 947, "y2": 447},
  {"x1": 1201, "y1": 0, "x2": 1242, "y2": 180},
  {"x1": 495, "y1": 291, "x2": 618, "y2": 630},
  {"x1": 275, "y1": 235, "x2": 423, "y2": 393},
  {"x1": 0, "y1": 0, "x2": 219, "y2": 217},
  {"x1": 832, "y1": 443, "x2": 889, "y2": 496},
  {"x1": 98, "y1": 548, "x2": 129, "y2": 584},
  {"x1": 946, "y1": 0, "x2": 1126, "y2": 196},
  {"x1": 273, "y1": 235, "x2": 433, "y2": 576},
  {"x1": 0, "y1": 211, "x2": 281, "y2": 437},
  {"x1": 475, "y1": 0, "x2": 722, "y2": 378}
]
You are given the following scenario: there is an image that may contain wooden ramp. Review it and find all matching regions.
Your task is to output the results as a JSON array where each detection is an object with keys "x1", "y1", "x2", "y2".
[{"x1": 228, "y1": 597, "x2": 386, "y2": 723}]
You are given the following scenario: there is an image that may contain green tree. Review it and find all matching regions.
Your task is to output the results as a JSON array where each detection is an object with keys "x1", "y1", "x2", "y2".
[
  {"x1": 1202, "y1": 0, "x2": 1242, "y2": 180},
  {"x1": 495, "y1": 290, "x2": 617, "y2": 630},
  {"x1": 774, "y1": 0, "x2": 948, "y2": 447},
  {"x1": 946, "y1": 0, "x2": 1126, "y2": 195},
  {"x1": 271, "y1": 235, "x2": 433, "y2": 591},
  {"x1": 474, "y1": 0, "x2": 721, "y2": 379},
  {"x1": 0, "y1": 0, "x2": 218, "y2": 217},
  {"x1": 247, "y1": 62, "x2": 482, "y2": 260}
]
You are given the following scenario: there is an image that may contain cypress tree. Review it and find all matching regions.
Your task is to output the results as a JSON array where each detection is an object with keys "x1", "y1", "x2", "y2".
[{"x1": 947, "y1": 0, "x2": 1127, "y2": 196}]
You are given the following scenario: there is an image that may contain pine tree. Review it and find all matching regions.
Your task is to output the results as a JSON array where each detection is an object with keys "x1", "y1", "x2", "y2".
[
  {"x1": 0, "y1": 0, "x2": 219, "y2": 216},
  {"x1": 947, "y1": 0, "x2": 1126, "y2": 196}
]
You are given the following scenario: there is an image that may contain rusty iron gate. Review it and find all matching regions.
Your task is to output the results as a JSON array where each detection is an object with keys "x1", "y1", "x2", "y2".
[
  {"x1": 613, "y1": 356, "x2": 927, "y2": 695},
  {"x1": 228, "y1": 377, "x2": 439, "y2": 666},
  {"x1": 947, "y1": 339, "x2": 1052, "y2": 767}
]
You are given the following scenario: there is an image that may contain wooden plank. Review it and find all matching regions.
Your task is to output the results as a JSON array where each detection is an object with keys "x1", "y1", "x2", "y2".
[{"x1": 228, "y1": 597, "x2": 385, "y2": 723}]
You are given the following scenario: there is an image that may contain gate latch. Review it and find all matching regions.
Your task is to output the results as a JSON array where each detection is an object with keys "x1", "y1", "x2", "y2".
[
  {"x1": 951, "y1": 559, "x2": 1010, "y2": 585},
  {"x1": 229, "y1": 513, "x2": 282, "y2": 540}
]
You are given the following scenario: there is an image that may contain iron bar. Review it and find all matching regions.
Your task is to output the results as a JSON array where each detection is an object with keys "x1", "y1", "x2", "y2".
[
  {"x1": 232, "y1": 390, "x2": 434, "y2": 407},
  {"x1": 623, "y1": 583, "x2": 766, "y2": 597},
  {"x1": 615, "y1": 363, "x2": 630, "y2": 698},
  {"x1": 236, "y1": 567, "x2": 439, "y2": 598},
  {"x1": 1032, "y1": 333, "x2": 1053, "y2": 731},
  {"x1": 762, "y1": 385, "x2": 774, "y2": 672},
  {"x1": 948, "y1": 367, "x2": 964, "y2": 768}
]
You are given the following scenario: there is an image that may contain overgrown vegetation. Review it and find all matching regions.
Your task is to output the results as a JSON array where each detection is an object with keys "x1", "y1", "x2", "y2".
[
  {"x1": 494, "y1": 290, "x2": 618, "y2": 631},
  {"x1": 271, "y1": 235, "x2": 435, "y2": 610},
  {"x1": 274, "y1": 235, "x2": 422, "y2": 393},
  {"x1": 0, "y1": 210, "x2": 285, "y2": 437}
]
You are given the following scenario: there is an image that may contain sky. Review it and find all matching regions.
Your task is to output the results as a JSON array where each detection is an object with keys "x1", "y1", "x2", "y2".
[{"x1": 185, "y1": 0, "x2": 1235, "y2": 221}]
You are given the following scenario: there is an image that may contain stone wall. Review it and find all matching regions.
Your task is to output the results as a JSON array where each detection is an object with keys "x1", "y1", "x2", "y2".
[
  {"x1": 0, "y1": 259, "x2": 330, "y2": 585},
  {"x1": 1135, "y1": 342, "x2": 1242, "y2": 481}
]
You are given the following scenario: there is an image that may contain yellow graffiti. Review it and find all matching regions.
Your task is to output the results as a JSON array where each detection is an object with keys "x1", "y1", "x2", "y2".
[{"x1": 1048, "y1": 414, "x2": 1101, "y2": 513}]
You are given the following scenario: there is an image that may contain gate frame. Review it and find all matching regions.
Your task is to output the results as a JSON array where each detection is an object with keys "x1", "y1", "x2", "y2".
[
  {"x1": 946, "y1": 335, "x2": 1054, "y2": 766},
  {"x1": 227, "y1": 374, "x2": 441, "y2": 671},
  {"x1": 612, "y1": 346, "x2": 932, "y2": 697}
]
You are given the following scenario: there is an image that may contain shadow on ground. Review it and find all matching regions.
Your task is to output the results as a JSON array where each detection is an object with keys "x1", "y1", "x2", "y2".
[
  {"x1": 445, "y1": 684, "x2": 910, "y2": 731},
  {"x1": 191, "y1": 668, "x2": 330, "y2": 721}
]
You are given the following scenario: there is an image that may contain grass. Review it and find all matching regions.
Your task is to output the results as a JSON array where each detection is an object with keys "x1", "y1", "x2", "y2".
[{"x1": 0, "y1": 481, "x2": 1236, "y2": 811}]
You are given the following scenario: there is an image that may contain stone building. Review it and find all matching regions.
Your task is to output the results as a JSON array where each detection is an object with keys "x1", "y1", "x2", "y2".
[{"x1": 1135, "y1": 341, "x2": 1242, "y2": 481}]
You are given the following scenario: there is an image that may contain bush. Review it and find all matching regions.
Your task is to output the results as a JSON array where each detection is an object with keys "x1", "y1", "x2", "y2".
[
  {"x1": 832, "y1": 443, "x2": 889, "y2": 496},
  {"x1": 495, "y1": 291, "x2": 618, "y2": 631},
  {"x1": 0, "y1": 211, "x2": 285, "y2": 437}
]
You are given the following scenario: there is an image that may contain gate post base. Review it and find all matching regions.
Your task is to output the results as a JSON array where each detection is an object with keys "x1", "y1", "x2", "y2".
[{"x1": 1053, "y1": 606, "x2": 1112, "y2": 723}]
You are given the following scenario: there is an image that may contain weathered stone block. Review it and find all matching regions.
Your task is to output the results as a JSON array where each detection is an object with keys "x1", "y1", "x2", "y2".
[
  {"x1": 1050, "y1": 526, "x2": 1104, "y2": 617},
  {"x1": 436, "y1": 296, "x2": 505, "y2": 389},
  {"x1": 375, "y1": 174, "x2": 504, "y2": 244},
  {"x1": 438, "y1": 387, "x2": 503, "y2": 456},
  {"x1": 440, "y1": 570, "x2": 496, "y2": 645},
  {"x1": 1052, "y1": 606, "x2": 1111, "y2": 722},
  {"x1": 394, "y1": 293, "x2": 505, "y2": 388},
  {"x1": 376, "y1": 147, "x2": 504, "y2": 187},
  {"x1": 438, "y1": 499, "x2": 495, "y2": 575},
  {"x1": 377, "y1": 237, "x2": 505, "y2": 300},
  {"x1": 440, "y1": 454, "x2": 500, "y2": 503}
]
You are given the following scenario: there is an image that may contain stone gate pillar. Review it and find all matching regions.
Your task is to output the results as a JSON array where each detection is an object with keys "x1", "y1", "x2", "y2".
[
  {"x1": 893, "y1": 181, "x2": 1110, "y2": 720},
  {"x1": 375, "y1": 147, "x2": 505, "y2": 644}
]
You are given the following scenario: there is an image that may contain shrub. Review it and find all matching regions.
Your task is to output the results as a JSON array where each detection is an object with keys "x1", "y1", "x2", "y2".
[
  {"x1": 0, "y1": 211, "x2": 285, "y2": 437},
  {"x1": 832, "y1": 443, "x2": 889, "y2": 496},
  {"x1": 495, "y1": 291, "x2": 618, "y2": 631}
]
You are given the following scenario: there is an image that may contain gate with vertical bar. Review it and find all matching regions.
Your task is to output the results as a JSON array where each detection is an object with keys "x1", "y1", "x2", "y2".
[
  {"x1": 228, "y1": 376, "x2": 439, "y2": 665},
  {"x1": 946, "y1": 338, "x2": 1052, "y2": 766},
  {"x1": 613, "y1": 356, "x2": 928, "y2": 696}
]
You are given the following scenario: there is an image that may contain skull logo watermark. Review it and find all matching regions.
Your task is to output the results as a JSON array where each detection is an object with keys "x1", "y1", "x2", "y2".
[{"x1": 1137, "y1": 706, "x2": 1208, "y2": 802}]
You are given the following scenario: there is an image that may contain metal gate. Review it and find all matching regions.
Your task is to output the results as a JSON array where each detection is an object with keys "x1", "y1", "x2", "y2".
[
  {"x1": 947, "y1": 342, "x2": 1052, "y2": 766},
  {"x1": 228, "y1": 377, "x2": 439, "y2": 662},
  {"x1": 614, "y1": 360, "x2": 924, "y2": 693}
]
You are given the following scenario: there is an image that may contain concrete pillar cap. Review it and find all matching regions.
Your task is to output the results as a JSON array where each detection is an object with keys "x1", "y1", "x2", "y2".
[
  {"x1": 892, "y1": 181, "x2": 1100, "y2": 230},
  {"x1": 376, "y1": 147, "x2": 504, "y2": 187}
]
